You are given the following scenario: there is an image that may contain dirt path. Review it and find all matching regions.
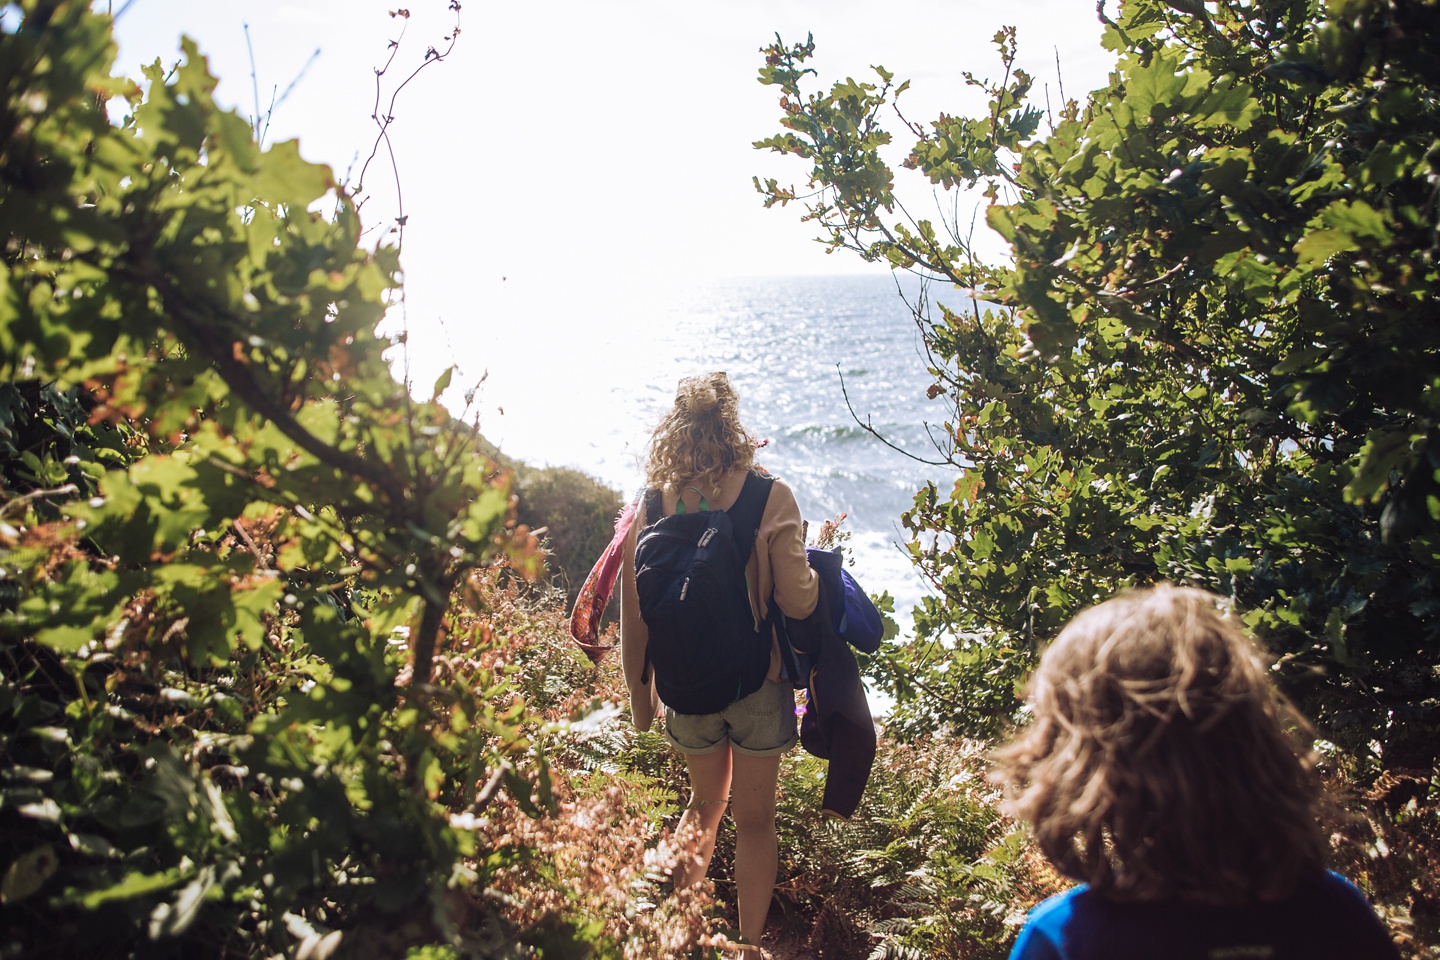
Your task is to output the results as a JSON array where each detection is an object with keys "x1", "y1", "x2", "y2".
[
  {"x1": 757, "y1": 922, "x2": 854, "y2": 959},
  {"x1": 773, "y1": 939, "x2": 824, "y2": 959},
  {"x1": 763, "y1": 932, "x2": 817, "y2": 959}
]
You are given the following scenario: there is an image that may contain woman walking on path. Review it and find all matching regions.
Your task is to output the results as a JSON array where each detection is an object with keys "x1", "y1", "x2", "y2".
[
  {"x1": 996, "y1": 583, "x2": 1400, "y2": 960},
  {"x1": 620, "y1": 373, "x2": 818, "y2": 957}
]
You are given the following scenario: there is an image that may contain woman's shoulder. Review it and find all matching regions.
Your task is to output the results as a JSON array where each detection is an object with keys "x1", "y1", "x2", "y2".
[
  {"x1": 752, "y1": 468, "x2": 801, "y2": 512},
  {"x1": 748, "y1": 464, "x2": 791, "y2": 491}
]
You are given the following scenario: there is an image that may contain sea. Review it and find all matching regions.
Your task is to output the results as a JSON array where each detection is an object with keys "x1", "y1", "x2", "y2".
[{"x1": 453, "y1": 273, "x2": 965, "y2": 628}]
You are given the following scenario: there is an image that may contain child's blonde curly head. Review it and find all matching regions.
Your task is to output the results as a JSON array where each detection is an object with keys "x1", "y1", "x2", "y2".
[{"x1": 994, "y1": 582, "x2": 1330, "y2": 904}]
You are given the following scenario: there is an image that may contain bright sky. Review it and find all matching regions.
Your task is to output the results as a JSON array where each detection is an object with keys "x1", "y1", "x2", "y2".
[
  {"x1": 105, "y1": 0, "x2": 1115, "y2": 440},
  {"x1": 107, "y1": 1, "x2": 1113, "y2": 279}
]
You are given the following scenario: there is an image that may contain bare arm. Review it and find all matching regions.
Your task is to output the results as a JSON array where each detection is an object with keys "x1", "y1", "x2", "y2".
[
  {"x1": 766, "y1": 480, "x2": 819, "y2": 621},
  {"x1": 620, "y1": 502, "x2": 661, "y2": 731}
]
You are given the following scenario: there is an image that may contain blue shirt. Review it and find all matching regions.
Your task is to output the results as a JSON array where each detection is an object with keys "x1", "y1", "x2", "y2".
[{"x1": 1009, "y1": 871, "x2": 1400, "y2": 960}]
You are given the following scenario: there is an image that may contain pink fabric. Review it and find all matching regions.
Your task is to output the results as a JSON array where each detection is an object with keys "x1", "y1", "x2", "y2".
[{"x1": 568, "y1": 498, "x2": 638, "y2": 663}]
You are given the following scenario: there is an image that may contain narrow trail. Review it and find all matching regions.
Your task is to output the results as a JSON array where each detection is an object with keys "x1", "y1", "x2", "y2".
[{"x1": 764, "y1": 932, "x2": 818, "y2": 959}]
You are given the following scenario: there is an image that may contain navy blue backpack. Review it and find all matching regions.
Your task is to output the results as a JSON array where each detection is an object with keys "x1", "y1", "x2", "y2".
[{"x1": 635, "y1": 472, "x2": 774, "y2": 716}]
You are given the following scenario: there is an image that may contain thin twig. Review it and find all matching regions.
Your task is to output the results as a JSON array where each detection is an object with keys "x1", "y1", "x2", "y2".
[
  {"x1": 354, "y1": 4, "x2": 462, "y2": 222},
  {"x1": 0, "y1": 483, "x2": 79, "y2": 520},
  {"x1": 469, "y1": 760, "x2": 513, "y2": 815},
  {"x1": 231, "y1": 519, "x2": 269, "y2": 570},
  {"x1": 269, "y1": 47, "x2": 321, "y2": 123},
  {"x1": 1056, "y1": 46, "x2": 1067, "y2": 112},
  {"x1": 837, "y1": 364, "x2": 952, "y2": 467},
  {"x1": 244, "y1": 23, "x2": 262, "y2": 141}
]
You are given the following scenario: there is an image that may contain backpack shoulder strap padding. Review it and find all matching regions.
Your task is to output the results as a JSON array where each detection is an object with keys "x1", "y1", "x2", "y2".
[
  {"x1": 725, "y1": 471, "x2": 774, "y2": 561},
  {"x1": 642, "y1": 487, "x2": 663, "y2": 527},
  {"x1": 641, "y1": 473, "x2": 772, "y2": 545}
]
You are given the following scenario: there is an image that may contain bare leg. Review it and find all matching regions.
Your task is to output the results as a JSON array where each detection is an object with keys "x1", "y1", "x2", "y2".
[
  {"x1": 672, "y1": 746, "x2": 732, "y2": 889},
  {"x1": 729, "y1": 750, "x2": 781, "y2": 950}
]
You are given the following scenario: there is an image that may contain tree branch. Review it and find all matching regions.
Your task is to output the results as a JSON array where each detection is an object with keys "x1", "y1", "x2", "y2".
[
  {"x1": 837, "y1": 364, "x2": 953, "y2": 467},
  {"x1": 135, "y1": 256, "x2": 411, "y2": 514}
]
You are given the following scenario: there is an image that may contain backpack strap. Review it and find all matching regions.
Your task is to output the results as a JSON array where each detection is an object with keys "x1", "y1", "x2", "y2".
[
  {"x1": 675, "y1": 486, "x2": 709, "y2": 515},
  {"x1": 639, "y1": 488, "x2": 661, "y2": 686},
  {"x1": 770, "y1": 601, "x2": 802, "y2": 687},
  {"x1": 725, "y1": 470, "x2": 774, "y2": 562},
  {"x1": 642, "y1": 474, "x2": 772, "y2": 541},
  {"x1": 642, "y1": 487, "x2": 663, "y2": 527}
]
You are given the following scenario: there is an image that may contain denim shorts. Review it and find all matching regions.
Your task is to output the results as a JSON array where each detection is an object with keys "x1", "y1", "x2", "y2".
[{"x1": 664, "y1": 678, "x2": 799, "y2": 758}]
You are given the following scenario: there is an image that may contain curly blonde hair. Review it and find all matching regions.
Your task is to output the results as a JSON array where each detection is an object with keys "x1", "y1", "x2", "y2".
[
  {"x1": 993, "y1": 583, "x2": 1329, "y2": 905},
  {"x1": 644, "y1": 373, "x2": 755, "y2": 498}
]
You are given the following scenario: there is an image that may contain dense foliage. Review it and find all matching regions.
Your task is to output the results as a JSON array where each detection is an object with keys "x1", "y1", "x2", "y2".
[
  {"x1": 757, "y1": 0, "x2": 1440, "y2": 771},
  {"x1": 2, "y1": 0, "x2": 1434, "y2": 956},
  {"x1": 0, "y1": 2, "x2": 575, "y2": 955},
  {"x1": 502, "y1": 455, "x2": 624, "y2": 613}
]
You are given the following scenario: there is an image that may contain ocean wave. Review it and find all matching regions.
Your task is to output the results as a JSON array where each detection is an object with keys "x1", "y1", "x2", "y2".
[{"x1": 784, "y1": 423, "x2": 874, "y2": 443}]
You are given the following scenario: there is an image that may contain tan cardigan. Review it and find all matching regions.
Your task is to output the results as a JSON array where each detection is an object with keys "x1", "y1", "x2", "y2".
[{"x1": 620, "y1": 469, "x2": 819, "y2": 729}]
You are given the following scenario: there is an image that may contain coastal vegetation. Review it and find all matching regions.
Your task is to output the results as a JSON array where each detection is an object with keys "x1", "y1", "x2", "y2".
[
  {"x1": 0, "y1": 0, "x2": 1435, "y2": 958},
  {"x1": 753, "y1": 0, "x2": 1440, "y2": 950},
  {"x1": 756, "y1": 0, "x2": 1440, "y2": 769}
]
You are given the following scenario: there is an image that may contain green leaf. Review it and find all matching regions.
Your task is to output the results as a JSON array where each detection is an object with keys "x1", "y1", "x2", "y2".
[
  {"x1": 431, "y1": 365, "x2": 455, "y2": 401},
  {"x1": 1346, "y1": 430, "x2": 1414, "y2": 503},
  {"x1": 1294, "y1": 228, "x2": 1356, "y2": 266},
  {"x1": 68, "y1": 833, "x2": 122, "y2": 859},
  {"x1": 1122, "y1": 52, "x2": 1190, "y2": 120},
  {"x1": 1321, "y1": 199, "x2": 1391, "y2": 242},
  {"x1": 1, "y1": 845, "x2": 59, "y2": 904},
  {"x1": 148, "y1": 865, "x2": 217, "y2": 939},
  {"x1": 78, "y1": 868, "x2": 184, "y2": 910},
  {"x1": 250, "y1": 138, "x2": 333, "y2": 208},
  {"x1": 1192, "y1": 79, "x2": 1260, "y2": 131},
  {"x1": 296, "y1": 399, "x2": 343, "y2": 448}
]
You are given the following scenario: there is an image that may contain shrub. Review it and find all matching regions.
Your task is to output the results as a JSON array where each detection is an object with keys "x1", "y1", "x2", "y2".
[
  {"x1": 768, "y1": 736, "x2": 1065, "y2": 959},
  {"x1": 510, "y1": 465, "x2": 624, "y2": 613}
]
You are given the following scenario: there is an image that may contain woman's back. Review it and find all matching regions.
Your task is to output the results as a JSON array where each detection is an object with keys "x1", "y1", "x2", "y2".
[
  {"x1": 641, "y1": 467, "x2": 816, "y2": 623},
  {"x1": 617, "y1": 373, "x2": 817, "y2": 956}
]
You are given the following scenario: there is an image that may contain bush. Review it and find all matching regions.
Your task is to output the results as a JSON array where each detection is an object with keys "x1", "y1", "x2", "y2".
[
  {"x1": 757, "y1": 0, "x2": 1440, "y2": 771},
  {"x1": 768, "y1": 736, "x2": 1065, "y2": 959},
  {"x1": 510, "y1": 465, "x2": 624, "y2": 613}
]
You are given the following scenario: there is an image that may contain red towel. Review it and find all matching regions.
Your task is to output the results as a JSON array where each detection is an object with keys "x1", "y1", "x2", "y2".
[{"x1": 568, "y1": 498, "x2": 638, "y2": 663}]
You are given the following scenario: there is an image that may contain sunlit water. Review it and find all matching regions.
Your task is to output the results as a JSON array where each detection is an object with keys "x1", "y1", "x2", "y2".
[{"x1": 445, "y1": 273, "x2": 959, "y2": 627}]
